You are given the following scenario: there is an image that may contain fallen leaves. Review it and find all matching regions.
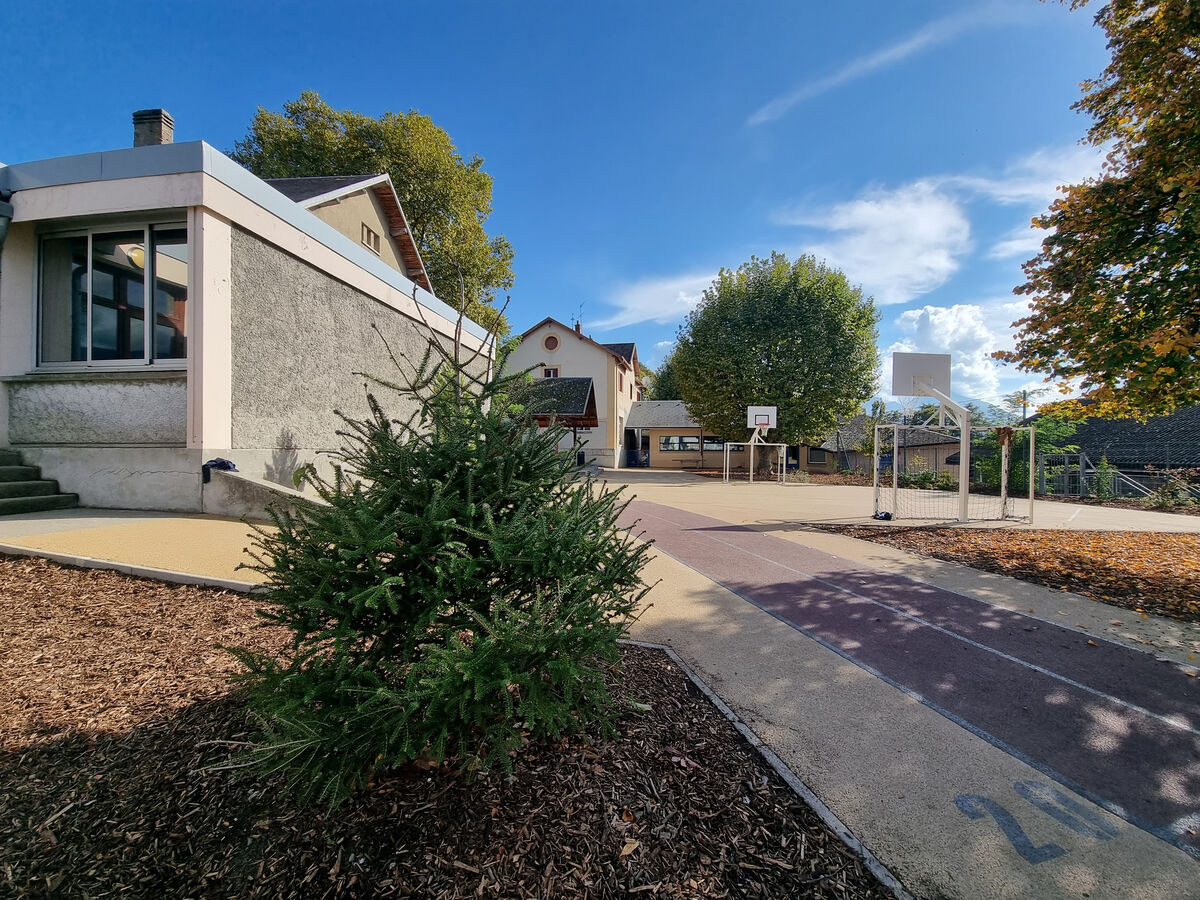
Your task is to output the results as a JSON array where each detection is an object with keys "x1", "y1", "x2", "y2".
[
  {"x1": 820, "y1": 526, "x2": 1200, "y2": 624},
  {"x1": 0, "y1": 555, "x2": 886, "y2": 898}
]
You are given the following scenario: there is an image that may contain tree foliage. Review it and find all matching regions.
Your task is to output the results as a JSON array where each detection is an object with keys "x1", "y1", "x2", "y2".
[
  {"x1": 647, "y1": 351, "x2": 682, "y2": 400},
  {"x1": 996, "y1": 1, "x2": 1200, "y2": 416},
  {"x1": 673, "y1": 253, "x2": 879, "y2": 443},
  {"x1": 231, "y1": 91, "x2": 514, "y2": 332},
  {"x1": 233, "y1": 333, "x2": 650, "y2": 807}
]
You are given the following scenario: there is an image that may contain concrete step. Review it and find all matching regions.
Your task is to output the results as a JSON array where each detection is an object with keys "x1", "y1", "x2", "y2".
[
  {"x1": 0, "y1": 465, "x2": 41, "y2": 483},
  {"x1": 0, "y1": 450, "x2": 22, "y2": 466},
  {"x1": 0, "y1": 493, "x2": 79, "y2": 516},
  {"x1": 0, "y1": 480, "x2": 60, "y2": 499}
]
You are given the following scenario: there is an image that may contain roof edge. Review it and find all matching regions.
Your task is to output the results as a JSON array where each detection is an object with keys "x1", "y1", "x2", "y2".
[
  {"x1": 0, "y1": 141, "x2": 485, "y2": 342},
  {"x1": 519, "y1": 316, "x2": 635, "y2": 366}
]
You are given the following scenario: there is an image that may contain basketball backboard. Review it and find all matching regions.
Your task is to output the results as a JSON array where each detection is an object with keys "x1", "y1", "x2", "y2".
[
  {"x1": 892, "y1": 352, "x2": 951, "y2": 398},
  {"x1": 747, "y1": 406, "x2": 777, "y2": 429}
]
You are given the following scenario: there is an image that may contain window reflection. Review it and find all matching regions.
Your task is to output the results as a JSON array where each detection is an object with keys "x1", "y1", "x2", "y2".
[
  {"x1": 38, "y1": 224, "x2": 187, "y2": 365},
  {"x1": 152, "y1": 227, "x2": 187, "y2": 359},
  {"x1": 91, "y1": 231, "x2": 145, "y2": 360},
  {"x1": 39, "y1": 235, "x2": 88, "y2": 362}
]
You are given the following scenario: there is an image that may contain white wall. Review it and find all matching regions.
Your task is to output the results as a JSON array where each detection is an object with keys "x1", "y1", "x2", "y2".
[{"x1": 507, "y1": 323, "x2": 617, "y2": 464}]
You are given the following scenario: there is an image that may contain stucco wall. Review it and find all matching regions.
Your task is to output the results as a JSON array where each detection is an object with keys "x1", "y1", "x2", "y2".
[
  {"x1": 228, "y1": 226, "x2": 468, "y2": 455},
  {"x1": 6, "y1": 373, "x2": 187, "y2": 445}
]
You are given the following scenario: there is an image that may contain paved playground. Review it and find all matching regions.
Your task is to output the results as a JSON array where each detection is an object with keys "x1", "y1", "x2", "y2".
[{"x1": 2, "y1": 474, "x2": 1199, "y2": 897}]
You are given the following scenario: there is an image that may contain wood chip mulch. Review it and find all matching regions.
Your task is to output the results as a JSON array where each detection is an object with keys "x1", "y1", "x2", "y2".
[
  {"x1": 0, "y1": 556, "x2": 889, "y2": 899},
  {"x1": 815, "y1": 526, "x2": 1200, "y2": 625}
]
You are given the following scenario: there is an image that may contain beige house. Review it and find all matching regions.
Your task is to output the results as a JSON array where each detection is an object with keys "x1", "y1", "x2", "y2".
[
  {"x1": 505, "y1": 318, "x2": 641, "y2": 467},
  {"x1": 625, "y1": 400, "x2": 864, "y2": 474}
]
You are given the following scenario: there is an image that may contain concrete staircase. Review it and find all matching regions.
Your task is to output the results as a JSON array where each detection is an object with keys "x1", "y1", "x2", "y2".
[{"x1": 0, "y1": 450, "x2": 79, "y2": 515}]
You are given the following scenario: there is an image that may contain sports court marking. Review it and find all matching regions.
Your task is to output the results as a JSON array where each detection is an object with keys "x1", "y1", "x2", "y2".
[{"x1": 623, "y1": 499, "x2": 1200, "y2": 861}]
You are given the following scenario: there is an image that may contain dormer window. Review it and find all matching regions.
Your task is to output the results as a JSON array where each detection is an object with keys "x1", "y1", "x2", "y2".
[{"x1": 361, "y1": 223, "x2": 381, "y2": 255}]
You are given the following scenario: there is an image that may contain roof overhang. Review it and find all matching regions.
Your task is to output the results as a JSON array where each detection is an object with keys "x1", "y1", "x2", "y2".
[
  {"x1": 0, "y1": 142, "x2": 479, "y2": 340},
  {"x1": 297, "y1": 174, "x2": 432, "y2": 293}
]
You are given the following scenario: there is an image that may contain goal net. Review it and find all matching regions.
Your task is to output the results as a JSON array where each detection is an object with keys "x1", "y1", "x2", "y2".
[{"x1": 872, "y1": 424, "x2": 1034, "y2": 522}]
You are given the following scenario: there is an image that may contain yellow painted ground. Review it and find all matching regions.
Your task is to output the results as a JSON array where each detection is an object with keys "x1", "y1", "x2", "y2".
[{"x1": 1, "y1": 517, "x2": 268, "y2": 583}]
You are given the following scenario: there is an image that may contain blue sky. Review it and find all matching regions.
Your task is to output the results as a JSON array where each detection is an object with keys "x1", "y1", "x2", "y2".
[{"x1": 0, "y1": 1, "x2": 1110, "y2": 407}]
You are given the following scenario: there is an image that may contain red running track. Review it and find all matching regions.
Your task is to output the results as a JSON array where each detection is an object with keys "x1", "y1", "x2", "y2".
[{"x1": 621, "y1": 500, "x2": 1200, "y2": 859}]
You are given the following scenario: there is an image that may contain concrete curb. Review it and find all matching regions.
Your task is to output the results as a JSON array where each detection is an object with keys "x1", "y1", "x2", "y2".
[
  {"x1": 620, "y1": 638, "x2": 915, "y2": 900},
  {"x1": 0, "y1": 542, "x2": 262, "y2": 594}
]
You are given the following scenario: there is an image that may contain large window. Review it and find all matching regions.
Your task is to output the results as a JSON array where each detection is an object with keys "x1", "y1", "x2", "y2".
[
  {"x1": 703, "y1": 437, "x2": 745, "y2": 453},
  {"x1": 39, "y1": 224, "x2": 188, "y2": 365},
  {"x1": 807, "y1": 447, "x2": 828, "y2": 465},
  {"x1": 659, "y1": 435, "x2": 700, "y2": 452}
]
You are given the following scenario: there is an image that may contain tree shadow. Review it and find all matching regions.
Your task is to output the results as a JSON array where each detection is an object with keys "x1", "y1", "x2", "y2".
[{"x1": 263, "y1": 429, "x2": 300, "y2": 488}]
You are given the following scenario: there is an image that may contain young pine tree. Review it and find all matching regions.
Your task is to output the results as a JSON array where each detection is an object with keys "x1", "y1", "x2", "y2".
[{"x1": 233, "y1": 332, "x2": 651, "y2": 806}]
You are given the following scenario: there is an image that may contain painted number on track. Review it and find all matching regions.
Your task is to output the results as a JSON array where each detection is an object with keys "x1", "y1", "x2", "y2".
[{"x1": 955, "y1": 781, "x2": 1119, "y2": 865}]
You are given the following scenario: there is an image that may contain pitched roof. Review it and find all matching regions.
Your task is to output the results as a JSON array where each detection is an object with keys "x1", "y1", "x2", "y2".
[
  {"x1": 511, "y1": 377, "x2": 599, "y2": 427},
  {"x1": 263, "y1": 175, "x2": 376, "y2": 203},
  {"x1": 626, "y1": 400, "x2": 698, "y2": 430},
  {"x1": 819, "y1": 414, "x2": 867, "y2": 452},
  {"x1": 819, "y1": 414, "x2": 960, "y2": 451},
  {"x1": 1053, "y1": 404, "x2": 1200, "y2": 466},
  {"x1": 518, "y1": 317, "x2": 638, "y2": 368},
  {"x1": 265, "y1": 174, "x2": 432, "y2": 293},
  {"x1": 601, "y1": 342, "x2": 637, "y2": 366}
]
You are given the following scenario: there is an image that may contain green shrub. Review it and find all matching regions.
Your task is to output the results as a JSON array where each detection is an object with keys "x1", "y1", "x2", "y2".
[
  {"x1": 1093, "y1": 455, "x2": 1118, "y2": 500},
  {"x1": 934, "y1": 472, "x2": 958, "y2": 492},
  {"x1": 232, "y1": 341, "x2": 651, "y2": 806},
  {"x1": 1143, "y1": 468, "x2": 1199, "y2": 508}
]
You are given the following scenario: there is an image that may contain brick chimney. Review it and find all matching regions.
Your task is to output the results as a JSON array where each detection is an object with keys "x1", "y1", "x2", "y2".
[
  {"x1": 133, "y1": 109, "x2": 174, "y2": 147},
  {"x1": 574, "y1": 321, "x2": 582, "y2": 334}
]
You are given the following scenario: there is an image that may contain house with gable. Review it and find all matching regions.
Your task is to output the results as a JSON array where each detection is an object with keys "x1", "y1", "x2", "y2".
[
  {"x1": 0, "y1": 109, "x2": 490, "y2": 516},
  {"x1": 505, "y1": 317, "x2": 642, "y2": 467}
]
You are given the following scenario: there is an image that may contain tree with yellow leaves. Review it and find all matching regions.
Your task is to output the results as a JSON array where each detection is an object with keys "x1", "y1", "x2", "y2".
[{"x1": 996, "y1": 1, "x2": 1200, "y2": 417}]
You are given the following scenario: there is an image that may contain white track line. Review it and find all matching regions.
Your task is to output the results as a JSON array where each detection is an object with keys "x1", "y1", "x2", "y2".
[{"x1": 635, "y1": 508, "x2": 1200, "y2": 739}]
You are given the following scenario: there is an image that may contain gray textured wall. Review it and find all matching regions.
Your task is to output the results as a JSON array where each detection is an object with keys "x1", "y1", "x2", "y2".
[
  {"x1": 228, "y1": 227, "x2": 479, "y2": 452},
  {"x1": 7, "y1": 374, "x2": 187, "y2": 445}
]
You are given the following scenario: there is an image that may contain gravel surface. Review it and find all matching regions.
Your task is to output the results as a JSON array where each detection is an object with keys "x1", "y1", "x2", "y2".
[{"x1": 0, "y1": 555, "x2": 888, "y2": 899}]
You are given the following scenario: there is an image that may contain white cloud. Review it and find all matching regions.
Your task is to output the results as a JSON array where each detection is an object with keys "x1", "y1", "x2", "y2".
[
  {"x1": 746, "y1": 7, "x2": 1016, "y2": 126},
  {"x1": 988, "y1": 222, "x2": 1044, "y2": 260},
  {"x1": 781, "y1": 181, "x2": 972, "y2": 305},
  {"x1": 939, "y1": 144, "x2": 1107, "y2": 207},
  {"x1": 885, "y1": 299, "x2": 1038, "y2": 401},
  {"x1": 941, "y1": 144, "x2": 1106, "y2": 258},
  {"x1": 771, "y1": 142, "x2": 1104, "y2": 303},
  {"x1": 649, "y1": 340, "x2": 676, "y2": 366},
  {"x1": 589, "y1": 271, "x2": 714, "y2": 331}
]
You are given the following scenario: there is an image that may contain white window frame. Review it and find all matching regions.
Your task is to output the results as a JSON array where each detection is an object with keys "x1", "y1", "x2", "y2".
[
  {"x1": 361, "y1": 223, "x2": 381, "y2": 255},
  {"x1": 36, "y1": 218, "x2": 189, "y2": 371}
]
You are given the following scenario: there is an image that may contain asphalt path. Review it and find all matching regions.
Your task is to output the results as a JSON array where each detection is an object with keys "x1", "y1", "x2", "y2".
[{"x1": 621, "y1": 499, "x2": 1200, "y2": 861}]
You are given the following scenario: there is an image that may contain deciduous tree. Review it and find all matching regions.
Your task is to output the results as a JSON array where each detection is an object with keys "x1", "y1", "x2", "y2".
[
  {"x1": 647, "y1": 351, "x2": 682, "y2": 400},
  {"x1": 673, "y1": 253, "x2": 879, "y2": 443},
  {"x1": 996, "y1": 1, "x2": 1200, "y2": 416},
  {"x1": 232, "y1": 91, "x2": 514, "y2": 332}
]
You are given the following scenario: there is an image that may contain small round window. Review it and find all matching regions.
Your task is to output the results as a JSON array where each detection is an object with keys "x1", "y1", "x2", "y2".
[{"x1": 544, "y1": 335, "x2": 559, "y2": 351}]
